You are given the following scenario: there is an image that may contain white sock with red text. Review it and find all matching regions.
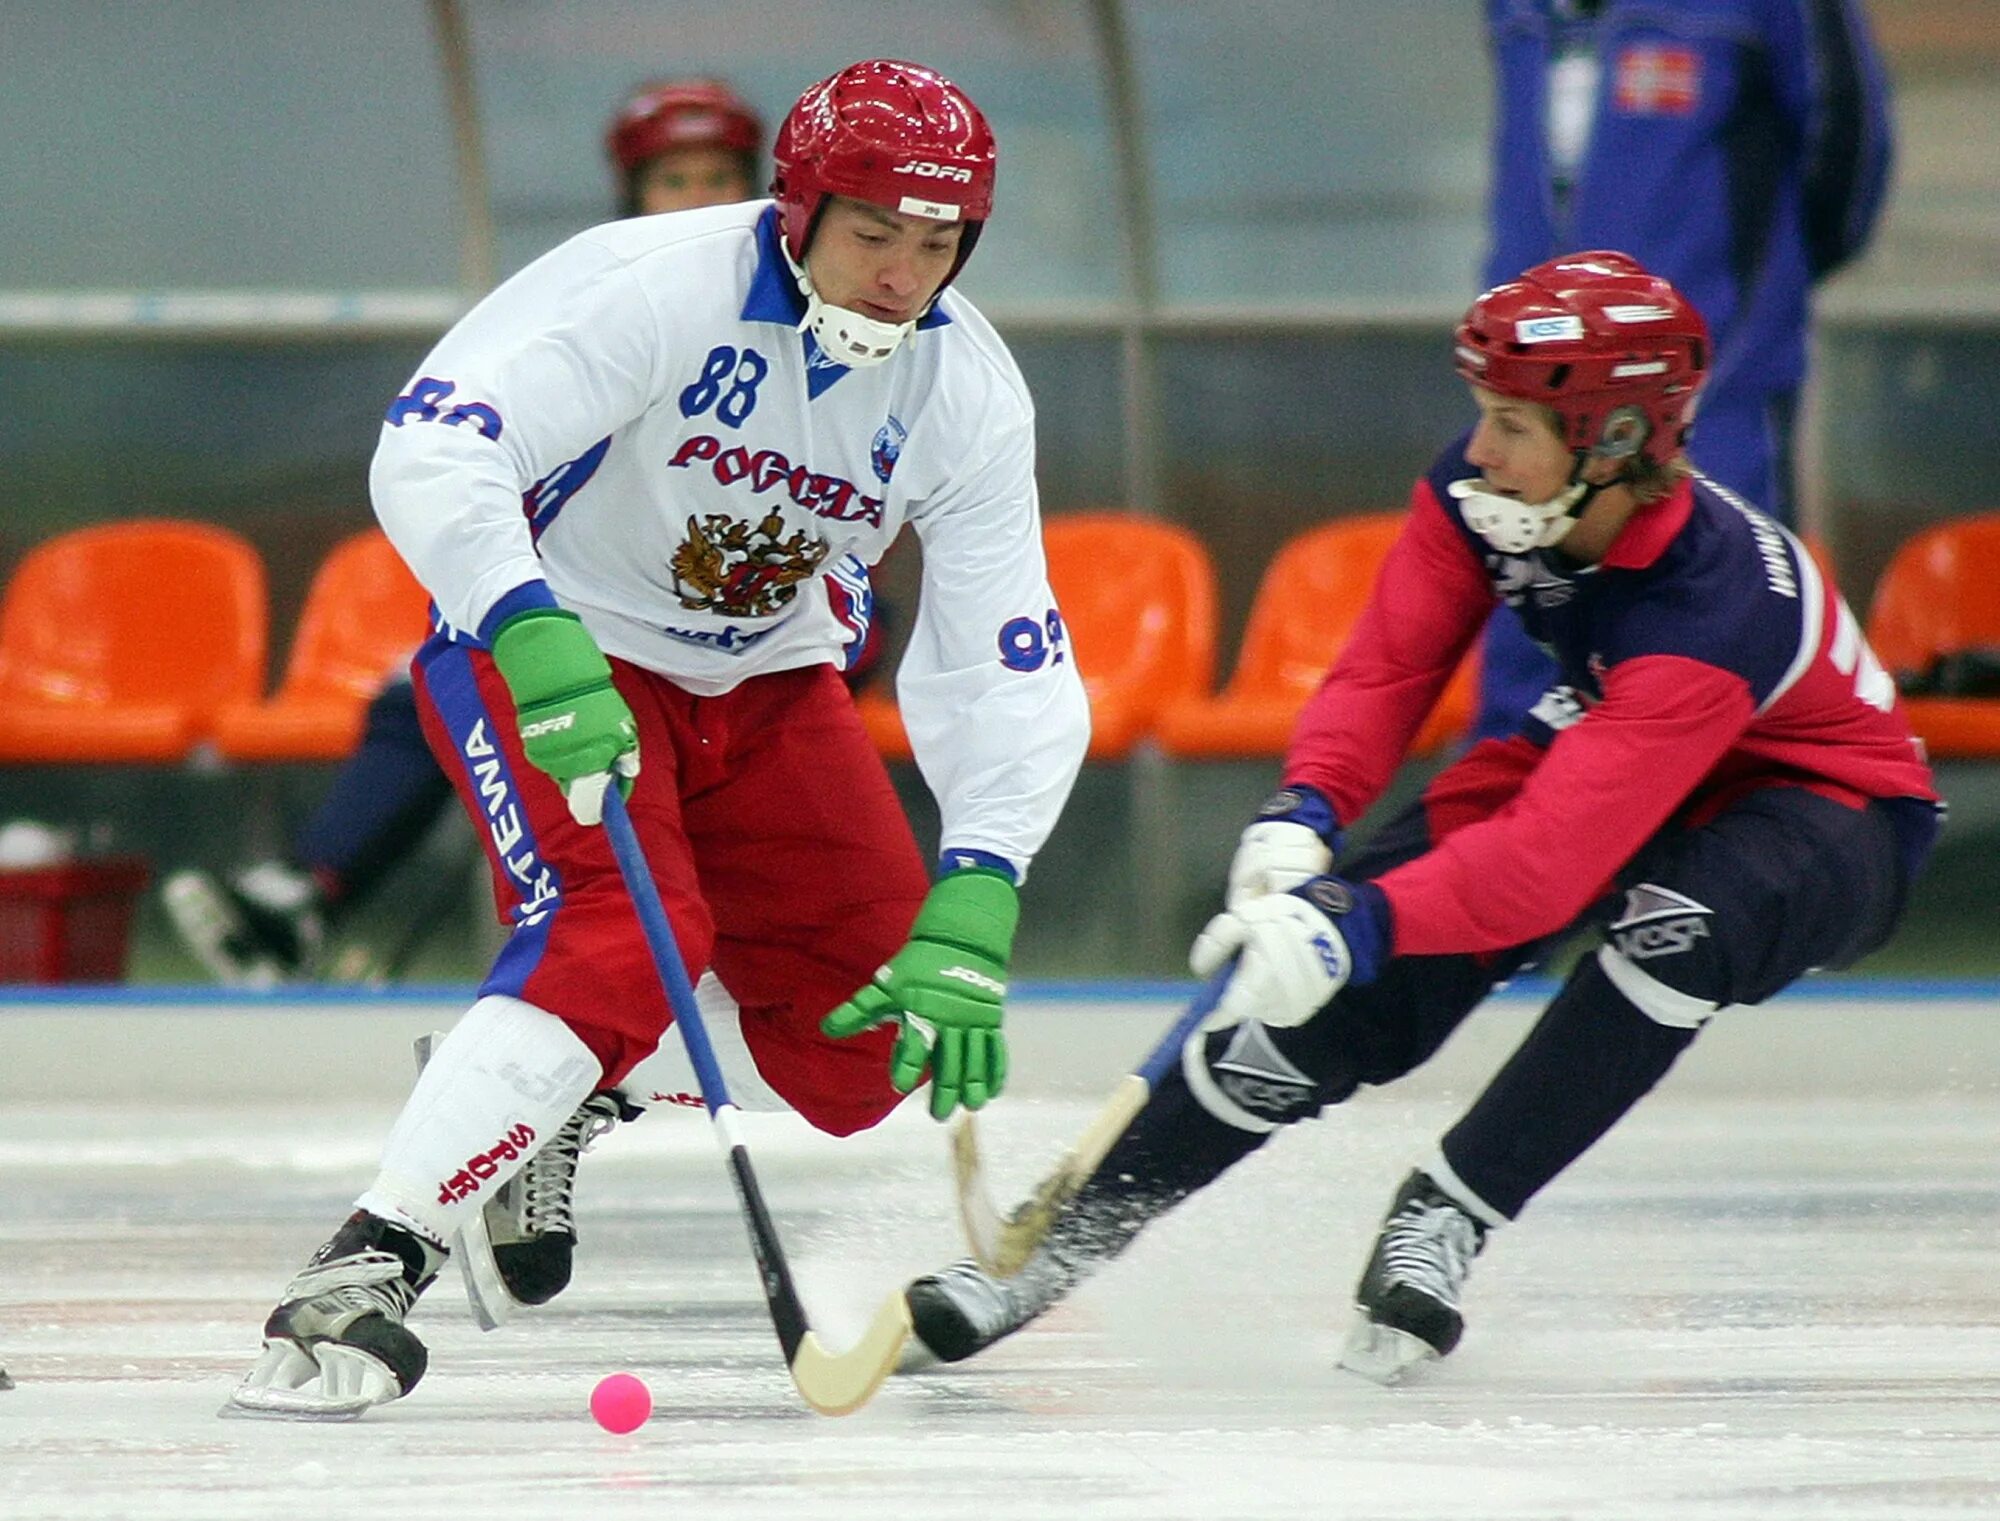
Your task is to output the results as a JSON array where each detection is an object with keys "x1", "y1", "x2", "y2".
[{"x1": 357, "y1": 995, "x2": 601, "y2": 1244}]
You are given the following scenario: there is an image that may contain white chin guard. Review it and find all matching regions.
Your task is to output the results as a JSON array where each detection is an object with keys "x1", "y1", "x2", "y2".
[
  {"x1": 1447, "y1": 478, "x2": 1590, "y2": 554},
  {"x1": 799, "y1": 290, "x2": 914, "y2": 368}
]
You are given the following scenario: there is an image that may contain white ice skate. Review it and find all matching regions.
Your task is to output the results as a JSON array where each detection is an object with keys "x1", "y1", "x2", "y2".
[{"x1": 221, "y1": 1212, "x2": 439, "y2": 1421}]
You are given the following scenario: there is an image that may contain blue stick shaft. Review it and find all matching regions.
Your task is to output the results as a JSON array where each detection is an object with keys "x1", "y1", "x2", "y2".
[
  {"x1": 601, "y1": 788, "x2": 732, "y2": 1115},
  {"x1": 1133, "y1": 965, "x2": 1233, "y2": 1088}
]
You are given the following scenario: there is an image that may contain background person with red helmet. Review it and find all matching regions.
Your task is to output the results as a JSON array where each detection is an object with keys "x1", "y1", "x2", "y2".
[
  {"x1": 606, "y1": 76, "x2": 763, "y2": 215},
  {"x1": 899, "y1": 252, "x2": 1939, "y2": 1385},
  {"x1": 226, "y1": 59, "x2": 1088, "y2": 1419}
]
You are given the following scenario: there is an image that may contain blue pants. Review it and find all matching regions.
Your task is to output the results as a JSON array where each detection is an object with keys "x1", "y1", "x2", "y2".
[
  {"x1": 293, "y1": 677, "x2": 456, "y2": 903},
  {"x1": 1047, "y1": 769, "x2": 1932, "y2": 1263}
]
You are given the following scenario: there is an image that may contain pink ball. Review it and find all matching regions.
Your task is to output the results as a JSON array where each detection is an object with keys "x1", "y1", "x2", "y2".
[{"x1": 590, "y1": 1372, "x2": 652, "y2": 1434}]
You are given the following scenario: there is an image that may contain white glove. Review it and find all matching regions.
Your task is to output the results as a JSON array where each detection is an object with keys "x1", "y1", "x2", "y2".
[
  {"x1": 1190, "y1": 892, "x2": 1355, "y2": 1032},
  {"x1": 1225, "y1": 819, "x2": 1335, "y2": 910}
]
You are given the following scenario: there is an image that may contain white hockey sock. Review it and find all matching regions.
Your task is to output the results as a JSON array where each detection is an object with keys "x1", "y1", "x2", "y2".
[
  {"x1": 357, "y1": 994, "x2": 602, "y2": 1244},
  {"x1": 615, "y1": 971, "x2": 790, "y2": 1114}
]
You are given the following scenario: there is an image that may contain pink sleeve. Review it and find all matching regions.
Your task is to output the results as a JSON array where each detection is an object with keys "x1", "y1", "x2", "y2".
[
  {"x1": 1376, "y1": 653, "x2": 1757, "y2": 955},
  {"x1": 1283, "y1": 482, "x2": 1492, "y2": 828}
]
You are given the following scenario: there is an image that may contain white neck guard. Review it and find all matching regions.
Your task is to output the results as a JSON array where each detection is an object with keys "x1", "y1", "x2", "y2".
[
  {"x1": 1447, "y1": 478, "x2": 1591, "y2": 554},
  {"x1": 799, "y1": 290, "x2": 913, "y2": 367},
  {"x1": 786, "y1": 242, "x2": 917, "y2": 368}
]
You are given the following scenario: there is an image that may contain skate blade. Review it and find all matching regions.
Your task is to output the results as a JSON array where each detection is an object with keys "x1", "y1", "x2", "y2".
[
  {"x1": 454, "y1": 1234, "x2": 516, "y2": 1332},
  {"x1": 417, "y1": 1031, "x2": 517, "y2": 1334},
  {"x1": 218, "y1": 1340, "x2": 400, "y2": 1421},
  {"x1": 1337, "y1": 1318, "x2": 1440, "y2": 1386}
]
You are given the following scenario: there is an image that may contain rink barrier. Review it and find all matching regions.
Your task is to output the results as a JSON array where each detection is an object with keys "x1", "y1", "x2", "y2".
[{"x1": 3, "y1": 979, "x2": 1999, "y2": 1105}]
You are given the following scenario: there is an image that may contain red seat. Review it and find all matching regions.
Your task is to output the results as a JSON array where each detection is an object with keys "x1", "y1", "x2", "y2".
[
  {"x1": 1865, "y1": 512, "x2": 2000, "y2": 760},
  {"x1": 856, "y1": 511, "x2": 1219, "y2": 762},
  {"x1": 1155, "y1": 512, "x2": 1475, "y2": 759},
  {"x1": 0, "y1": 520, "x2": 267, "y2": 762},
  {"x1": 212, "y1": 528, "x2": 432, "y2": 761}
]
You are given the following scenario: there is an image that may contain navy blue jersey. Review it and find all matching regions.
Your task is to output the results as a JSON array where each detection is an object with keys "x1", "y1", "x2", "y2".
[{"x1": 1285, "y1": 438, "x2": 1935, "y2": 955}]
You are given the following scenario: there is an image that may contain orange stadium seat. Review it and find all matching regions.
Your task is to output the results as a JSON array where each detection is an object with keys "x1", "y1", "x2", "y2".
[
  {"x1": 212, "y1": 528, "x2": 432, "y2": 762},
  {"x1": 1154, "y1": 512, "x2": 1476, "y2": 759},
  {"x1": 0, "y1": 519, "x2": 267, "y2": 763},
  {"x1": 856, "y1": 511, "x2": 1219, "y2": 763},
  {"x1": 1864, "y1": 512, "x2": 2000, "y2": 760}
]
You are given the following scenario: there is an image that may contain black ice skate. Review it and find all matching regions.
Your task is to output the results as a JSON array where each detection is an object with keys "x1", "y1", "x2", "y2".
[
  {"x1": 901, "y1": 1253, "x2": 1075, "y2": 1370},
  {"x1": 1338, "y1": 1169, "x2": 1490, "y2": 1385},
  {"x1": 222, "y1": 1211, "x2": 443, "y2": 1420},
  {"x1": 452, "y1": 1089, "x2": 624, "y2": 1330},
  {"x1": 163, "y1": 862, "x2": 325, "y2": 987}
]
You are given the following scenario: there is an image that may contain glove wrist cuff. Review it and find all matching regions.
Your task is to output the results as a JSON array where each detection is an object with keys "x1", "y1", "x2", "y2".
[
  {"x1": 490, "y1": 608, "x2": 614, "y2": 701},
  {"x1": 914, "y1": 868, "x2": 1020, "y2": 957},
  {"x1": 1260, "y1": 783, "x2": 1342, "y2": 848}
]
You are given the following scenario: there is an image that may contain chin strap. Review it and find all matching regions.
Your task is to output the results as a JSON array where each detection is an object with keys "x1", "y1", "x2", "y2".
[
  {"x1": 784, "y1": 242, "x2": 918, "y2": 369},
  {"x1": 1448, "y1": 477, "x2": 1596, "y2": 554}
]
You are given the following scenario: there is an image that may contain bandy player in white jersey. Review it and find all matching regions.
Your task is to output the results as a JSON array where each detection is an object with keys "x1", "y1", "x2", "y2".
[{"x1": 226, "y1": 59, "x2": 1089, "y2": 1418}]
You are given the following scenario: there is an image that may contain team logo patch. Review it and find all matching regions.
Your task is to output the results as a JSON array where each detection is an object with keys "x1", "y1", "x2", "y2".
[
  {"x1": 1209, "y1": 1022, "x2": 1318, "y2": 1123},
  {"x1": 1304, "y1": 877, "x2": 1355, "y2": 917},
  {"x1": 670, "y1": 510, "x2": 830, "y2": 618},
  {"x1": 1614, "y1": 44, "x2": 1700, "y2": 116},
  {"x1": 1611, "y1": 883, "x2": 1714, "y2": 960},
  {"x1": 1515, "y1": 315, "x2": 1584, "y2": 344},
  {"x1": 871, "y1": 415, "x2": 907, "y2": 484}
]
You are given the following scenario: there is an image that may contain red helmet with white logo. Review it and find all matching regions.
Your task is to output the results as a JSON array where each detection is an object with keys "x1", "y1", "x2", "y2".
[
  {"x1": 606, "y1": 78, "x2": 763, "y2": 173},
  {"x1": 1454, "y1": 250, "x2": 1709, "y2": 468},
  {"x1": 771, "y1": 59, "x2": 996, "y2": 278}
]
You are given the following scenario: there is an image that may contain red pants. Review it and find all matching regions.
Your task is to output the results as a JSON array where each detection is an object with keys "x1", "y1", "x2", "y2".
[{"x1": 413, "y1": 642, "x2": 929, "y2": 1135}]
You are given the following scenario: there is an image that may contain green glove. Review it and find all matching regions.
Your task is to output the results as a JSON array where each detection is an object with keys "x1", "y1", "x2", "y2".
[
  {"x1": 822, "y1": 868, "x2": 1020, "y2": 1120},
  {"x1": 488, "y1": 607, "x2": 639, "y2": 826}
]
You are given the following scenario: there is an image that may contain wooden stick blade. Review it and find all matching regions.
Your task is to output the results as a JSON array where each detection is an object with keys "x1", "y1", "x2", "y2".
[
  {"x1": 950, "y1": 1113, "x2": 1006, "y2": 1271},
  {"x1": 956, "y1": 1075, "x2": 1153, "y2": 1278},
  {"x1": 788, "y1": 1291, "x2": 914, "y2": 1416}
]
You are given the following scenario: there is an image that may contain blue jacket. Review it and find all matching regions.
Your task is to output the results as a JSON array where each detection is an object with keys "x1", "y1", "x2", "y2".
[{"x1": 1483, "y1": 0, "x2": 1893, "y2": 405}]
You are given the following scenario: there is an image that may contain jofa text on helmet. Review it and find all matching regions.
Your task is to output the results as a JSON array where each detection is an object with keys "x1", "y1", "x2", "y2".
[{"x1": 893, "y1": 160, "x2": 972, "y2": 181}]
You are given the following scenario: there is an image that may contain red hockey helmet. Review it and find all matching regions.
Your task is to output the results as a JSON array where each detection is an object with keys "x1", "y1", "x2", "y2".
[
  {"x1": 606, "y1": 78, "x2": 763, "y2": 173},
  {"x1": 771, "y1": 59, "x2": 996, "y2": 273},
  {"x1": 1454, "y1": 251, "x2": 1709, "y2": 468}
]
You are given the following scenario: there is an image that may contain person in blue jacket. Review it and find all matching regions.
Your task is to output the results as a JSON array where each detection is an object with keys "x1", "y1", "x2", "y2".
[{"x1": 1473, "y1": 0, "x2": 1894, "y2": 740}]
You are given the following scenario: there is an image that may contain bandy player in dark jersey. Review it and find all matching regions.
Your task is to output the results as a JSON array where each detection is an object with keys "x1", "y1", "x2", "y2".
[{"x1": 903, "y1": 250, "x2": 1941, "y2": 1383}]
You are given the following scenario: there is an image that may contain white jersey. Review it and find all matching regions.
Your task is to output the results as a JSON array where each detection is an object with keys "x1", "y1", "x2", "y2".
[{"x1": 370, "y1": 200, "x2": 1088, "y2": 876}]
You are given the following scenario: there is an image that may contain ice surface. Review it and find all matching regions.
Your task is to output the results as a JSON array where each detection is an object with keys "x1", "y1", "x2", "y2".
[{"x1": 4, "y1": 994, "x2": 2000, "y2": 1519}]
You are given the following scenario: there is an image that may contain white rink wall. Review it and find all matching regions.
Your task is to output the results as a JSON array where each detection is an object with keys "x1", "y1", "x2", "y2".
[{"x1": 3, "y1": 981, "x2": 1999, "y2": 1105}]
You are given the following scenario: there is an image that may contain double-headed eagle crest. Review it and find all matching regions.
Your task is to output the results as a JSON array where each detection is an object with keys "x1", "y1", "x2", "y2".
[{"x1": 670, "y1": 511, "x2": 829, "y2": 618}]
